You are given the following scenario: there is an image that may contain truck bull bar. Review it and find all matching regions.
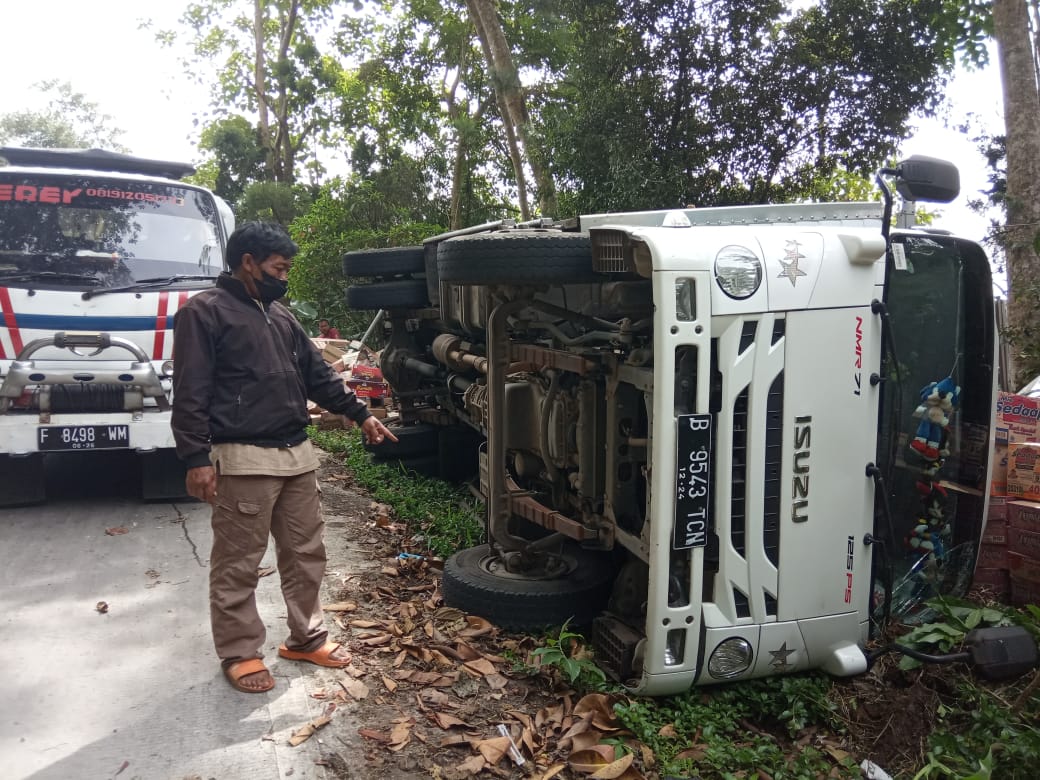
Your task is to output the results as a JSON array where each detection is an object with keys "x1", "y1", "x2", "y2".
[{"x1": 0, "y1": 332, "x2": 169, "y2": 415}]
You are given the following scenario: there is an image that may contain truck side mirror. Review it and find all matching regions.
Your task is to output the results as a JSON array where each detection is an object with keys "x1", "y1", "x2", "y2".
[{"x1": 892, "y1": 155, "x2": 960, "y2": 203}]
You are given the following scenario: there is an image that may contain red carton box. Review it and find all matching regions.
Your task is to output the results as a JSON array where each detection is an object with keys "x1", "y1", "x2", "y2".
[
  {"x1": 1008, "y1": 500, "x2": 1040, "y2": 533},
  {"x1": 996, "y1": 391, "x2": 1040, "y2": 441},
  {"x1": 1010, "y1": 574, "x2": 1040, "y2": 606},
  {"x1": 982, "y1": 519, "x2": 1008, "y2": 545},
  {"x1": 1008, "y1": 551, "x2": 1040, "y2": 584},
  {"x1": 978, "y1": 542, "x2": 1009, "y2": 569},
  {"x1": 1009, "y1": 525, "x2": 1040, "y2": 559},
  {"x1": 972, "y1": 566, "x2": 1010, "y2": 595}
]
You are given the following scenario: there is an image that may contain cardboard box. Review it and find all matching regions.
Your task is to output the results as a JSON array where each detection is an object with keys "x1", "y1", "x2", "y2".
[
  {"x1": 972, "y1": 566, "x2": 1010, "y2": 595},
  {"x1": 989, "y1": 495, "x2": 1009, "y2": 521},
  {"x1": 996, "y1": 391, "x2": 1040, "y2": 441},
  {"x1": 1010, "y1": 574, "x2": 1040, "y2": 606},
  {"x1": 1008, "y1": 551, "x2": 1040, "y2": 584},
  {"x1": 982, "y1": 519, "x2": 1008, "y2": 545},
  {"x1": 992, "y1": 442, "x2": 1010, "y2": 496},
  {"x1": 1009, "y1": 525, "x2": 1040, "y2": 559},
  {"x1": 978, "y1": 542, "x2": 1009, "y2": 569},
  {"x1": 1007, "y1": 442, "x2": 1040, "y2": 501},
  {"x1": 346, "y1": 378, "x2": 389, "y2": 399},
  {"x1": 1009, "y1": 500, "x2": 1040, "y2": 533}
]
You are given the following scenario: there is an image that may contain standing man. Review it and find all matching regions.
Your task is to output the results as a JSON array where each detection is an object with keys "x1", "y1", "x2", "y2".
[{"x1": 172, "y1": 221, "x2": 398, "y2": 694}]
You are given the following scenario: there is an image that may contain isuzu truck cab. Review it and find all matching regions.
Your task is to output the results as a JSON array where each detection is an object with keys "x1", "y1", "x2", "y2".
[{"x1": 342, "y1": 157, "x2": 996, "y2": 695}]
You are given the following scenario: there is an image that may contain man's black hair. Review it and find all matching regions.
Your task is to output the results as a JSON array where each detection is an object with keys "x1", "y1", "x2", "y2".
[{"x1": 225, "y1": 221, "x2": 299, "y2": 270}]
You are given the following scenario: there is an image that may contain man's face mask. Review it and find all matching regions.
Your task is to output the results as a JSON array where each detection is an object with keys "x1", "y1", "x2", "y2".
[{"x1": 255, "y1": 271, "x2": 288, "y2": 302}]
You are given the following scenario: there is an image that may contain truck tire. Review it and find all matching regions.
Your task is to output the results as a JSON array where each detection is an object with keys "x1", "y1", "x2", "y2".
[
  {"x1": 441, "y1": 543, "x2": 615, "y2": 631},
  {"x1": 437, "y1": 232, "x2": 600, "y2": 285},
  {"x1": 343, "y1": 246, "x2": 425, "y2": 278},
  {"x1": 346, "y1": 279, "x2": 429, "y2": 311},
  {"x1": 363, "y1": 423, "x2": 439, "y2": 458}
]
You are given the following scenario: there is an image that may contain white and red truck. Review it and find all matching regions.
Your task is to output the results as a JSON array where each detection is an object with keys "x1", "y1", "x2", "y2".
[{"x1": 0, "y1": 147, "x2": 234, "y2": 504}]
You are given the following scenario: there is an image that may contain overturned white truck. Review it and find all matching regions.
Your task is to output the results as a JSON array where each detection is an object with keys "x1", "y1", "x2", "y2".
[{"x1": 343, "y1": 157, "x2": 996, "y2": 695}]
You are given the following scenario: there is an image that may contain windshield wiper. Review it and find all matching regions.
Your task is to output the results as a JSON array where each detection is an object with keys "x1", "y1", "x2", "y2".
[
  {"x1": 82, "y1": 274, "x2": 219, "y2": 299},
  {"x1": 0, "y1": 270, "x2": 102, "y2": 286}
]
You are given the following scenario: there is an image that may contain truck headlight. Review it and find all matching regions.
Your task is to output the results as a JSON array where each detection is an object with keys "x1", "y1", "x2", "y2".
[
  {"x1": 714, "y1": 246, "x2": 762, "y2": 299},
  {"x1": 707, "y1": 637, "x2": 754, "y2": 679},
  {"x1": 160, "y1": 360, "x2": 175, "y2": 377}
]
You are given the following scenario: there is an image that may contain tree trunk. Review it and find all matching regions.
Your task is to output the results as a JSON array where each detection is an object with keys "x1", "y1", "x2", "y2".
[
  {"x1": 254, "y1": 0, "x2": 275, "y2": 179},
  {"x1": 465, "y1": 0, "x2": 557, "y2": 218},
  {"x1": 994, "y1": 0, "x2": 1040, "y2": 385}
]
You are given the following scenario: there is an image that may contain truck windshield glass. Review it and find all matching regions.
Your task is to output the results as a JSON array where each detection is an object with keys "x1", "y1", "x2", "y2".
[
  {"x1": 878, "y1": 234, "x2": 995, "y2": 619},
  {"x1": 0, "y1": 173, "x2": 223, "y2": 290}
]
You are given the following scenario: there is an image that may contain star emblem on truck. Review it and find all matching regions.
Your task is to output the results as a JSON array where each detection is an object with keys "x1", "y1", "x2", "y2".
[
  {"x1": 777, "y1": 240, "x2": 808, "y2": 287},
  {"x1": 769, "y1": 641, "x2": 796, "y2": 672}
]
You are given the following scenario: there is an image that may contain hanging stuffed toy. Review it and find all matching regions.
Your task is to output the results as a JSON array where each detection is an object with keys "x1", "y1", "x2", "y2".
[
  {"x1": 906, "y1": 481, "x2": 951, "y2": 560},
  {"x1": 909, "y1": 377, "x2": 961, "y2": 461}
]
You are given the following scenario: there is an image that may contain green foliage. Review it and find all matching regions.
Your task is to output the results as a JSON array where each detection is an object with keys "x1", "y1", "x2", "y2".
[
  {"x1": 0, "y1": 80, "x2": 127, "y2": 151},
  {"x1": 238, "y1": 180, "x2": 313, "y2": 224},
  {"x1": 529, "y1": 620, "x2": 610, "y2": 690},
  {"x1": 288, "y1": 165, "x2": 446, "y2": 337},
  {"x1": 895, "y1": 596, "x2": 1014, "y2": 671},
  {"x1": 307, "y1": 426, "x2": 483, "y2": 558},
  {"x1": 614, "y1": 673, "x2": 854, "y2": 779},
  {"x1": 197, "y1": 115, "x2": 266, "y2": 203}
]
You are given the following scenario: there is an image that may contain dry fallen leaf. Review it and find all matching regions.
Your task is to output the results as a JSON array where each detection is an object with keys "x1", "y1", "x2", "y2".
[
  {"x1": 340, "y1": 678, "x2": 369, "y2": 700},
  {"x1": 568, "y1": 745, "x2": 616, "y2": 774},
  {"x1": 382, "y1": 675, "x2": 398, "y2": 693},
  {"x1": 589, "y1": 753, "x2": 634, "y2": 779},
  {"x1": 358, "y1": 728, "x2": 391, "y2": 743},
  {"x1": 323, "y1": 602, "x2": 357, "y2": 612},
  {"x1": 457, "y1": 754, "x2": 487, "y2": 776},
  {"x1": 476, "y1": 736, "x2": 512, "y2": 766},
  {"x1": 432, "y1": 712, "x2": 471, "y2": 730},
  {"x1": 288, "y1": 715, "x2": 331, "y2": 747},
  {"x1": 105, "y1": 526, "x2": 129, "y2": 536},
  {"x1": 538, "y1": 764, "x2": 567, "y2": 780}
]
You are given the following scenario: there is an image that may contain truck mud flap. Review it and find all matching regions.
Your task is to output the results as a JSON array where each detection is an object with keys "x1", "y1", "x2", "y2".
[
  {"x1": 140, "y1": 448, "x2": 189, "y2": 502},
  {"x1": 0, "y1": 453, "x2": 45, "y2": 507}
]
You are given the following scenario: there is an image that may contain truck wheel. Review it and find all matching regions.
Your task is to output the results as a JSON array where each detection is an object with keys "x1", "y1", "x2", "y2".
[
  {"x1": 363, "y1": 423, "x2": 439, "y2": 458},
  {"x1": 437, "y1": 232, "x2": 600, "y2": 285},
  {"x1": 346, "y1": 279, "x2": 429, "y2": 310},
  {"x1": 0, "y1": 453, "x2": 45, "y2": 507},
  {"x1": 343, "y1": 246, "x2": 425, "y2": 278},
  {"x1": 441, "y1": 543, "x2": 615, "y2": 631}
]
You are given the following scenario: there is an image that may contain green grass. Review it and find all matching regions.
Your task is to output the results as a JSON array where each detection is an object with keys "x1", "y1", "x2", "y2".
[{"x1": 308, "y1": 426, "x2": 484, "y2": 558}]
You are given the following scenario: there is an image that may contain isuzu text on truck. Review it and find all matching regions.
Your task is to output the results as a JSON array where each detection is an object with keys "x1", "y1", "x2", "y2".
[
  {"x1": 0, "y1": 147, "x2": 233, "y2": 505},
  {"x1": 342, "y1": 156, "x2": 997, "y2": 695}
]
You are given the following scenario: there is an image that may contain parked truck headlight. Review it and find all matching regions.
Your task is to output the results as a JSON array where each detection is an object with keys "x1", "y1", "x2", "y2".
[
  {"x1": 707, "y1": 637, "x2": 754, "y2": 679},
  {"x1": 714, "y1": 245, "x2": 762, "y2": 299}
]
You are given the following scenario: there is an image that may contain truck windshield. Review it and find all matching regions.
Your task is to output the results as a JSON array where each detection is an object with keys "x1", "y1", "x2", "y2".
[
  {"x1": 0, "y1": 173, "x2": 223, "y2": 291},
  {"x1": 877, "y1": 233, "x2": 995, "y2": 619}
]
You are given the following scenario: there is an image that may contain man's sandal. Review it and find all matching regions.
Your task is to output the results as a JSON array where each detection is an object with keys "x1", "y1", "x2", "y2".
[
  {"x1": 224, "y1": 658, "x2": 275, "y2": 693},
  {"x1": 277, "y1": 640, "x2": 352, "y2": 668}
]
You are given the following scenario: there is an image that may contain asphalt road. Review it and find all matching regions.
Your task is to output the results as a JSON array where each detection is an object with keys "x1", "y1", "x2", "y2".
[{"x1": 0, "y1": 451, "x2": 331, "y2": 780}]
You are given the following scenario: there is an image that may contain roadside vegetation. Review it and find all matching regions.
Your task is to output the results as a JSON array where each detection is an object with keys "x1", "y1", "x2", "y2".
[{"x1": 311, "y1": 426, "x2": 1040, "y2": 779}]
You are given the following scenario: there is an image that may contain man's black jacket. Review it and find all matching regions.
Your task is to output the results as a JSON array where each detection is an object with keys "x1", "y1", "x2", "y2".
[{"x1": 171, "y1": 273, "x2": 371, "y2": 470}]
